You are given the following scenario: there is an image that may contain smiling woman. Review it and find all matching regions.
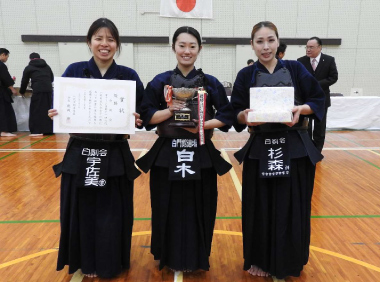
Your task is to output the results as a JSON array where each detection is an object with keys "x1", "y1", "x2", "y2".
[
  {"x1": 231, "y1": 21, "x2": 325, "y2": 279},
  {"x1": 136, "y1": 26, "x2": 235, "y2": 272},
  {"x1": 49, "y1": 18, "x2": 145, "y2": 279},
  {"x1": 86, "y1": 19, "x2": 120, "y2": 76}
]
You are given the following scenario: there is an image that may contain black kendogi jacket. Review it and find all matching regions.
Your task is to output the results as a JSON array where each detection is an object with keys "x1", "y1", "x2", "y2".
[
  {"x1": 53, "y1": 57, "x2": 144, "y2": 182},
  {"x1": 0, "y1": 61, "x2": 15, "y2": 103},
  {"x1": 137, "y1": 67, "x2": 234, "y2": 176},
  {"x1": 19, "y1": 59, "x2": 54, "y2": 94},
  {"x1": 231, "y1": 60, "x2": 325, "y2": 165}
]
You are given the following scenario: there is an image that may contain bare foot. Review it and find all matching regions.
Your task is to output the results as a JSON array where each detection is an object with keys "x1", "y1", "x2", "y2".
[
  {"x1": 247, "y1": 265, "x2": 270, "y2": 277},
  {"x1": 29, "y1": 133, "x2": 43, "y2": 137},
  {"x1": 1, "y1": 132, "x2": 16, "y2": 137},
  {"x1": 83, "y1": 272, "x2": 97, "y2": 278}
]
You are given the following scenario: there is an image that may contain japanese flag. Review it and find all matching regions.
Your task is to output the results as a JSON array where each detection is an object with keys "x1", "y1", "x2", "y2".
[{"x1": 160, "y1": 0, "x2": 213, "y2": 19}]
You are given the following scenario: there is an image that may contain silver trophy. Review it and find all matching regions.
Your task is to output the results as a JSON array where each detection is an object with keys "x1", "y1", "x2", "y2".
[{"x1": 169, "y1": 87, "x2": 197, "y2": 127}]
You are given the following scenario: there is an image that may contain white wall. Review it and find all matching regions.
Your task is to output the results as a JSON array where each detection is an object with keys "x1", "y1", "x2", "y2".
[{"x1": 1, "y1": 0, "x2": 380, "y2": 96}]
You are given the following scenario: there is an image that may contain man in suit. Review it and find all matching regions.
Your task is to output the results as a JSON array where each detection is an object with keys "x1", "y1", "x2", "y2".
[{"x1": 297, "y1": 37, "x2": 338, "y2": 152}]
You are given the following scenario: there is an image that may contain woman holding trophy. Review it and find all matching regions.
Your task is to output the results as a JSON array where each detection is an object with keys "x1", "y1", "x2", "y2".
[
  {"x1": 137, "y1": 26, "x2": 234, "y2": 272},
  {"x1": 230, "y1": 21, "x2": 325, "y2": 278}
]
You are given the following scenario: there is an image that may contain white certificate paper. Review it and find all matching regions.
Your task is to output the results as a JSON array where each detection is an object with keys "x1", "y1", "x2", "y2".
[
  {"x1": 53, "y1": 77, "x2": 136, "y2": 134},
  {"x1": 248, "y1": 87, "x2": 294, "y2": 122}
]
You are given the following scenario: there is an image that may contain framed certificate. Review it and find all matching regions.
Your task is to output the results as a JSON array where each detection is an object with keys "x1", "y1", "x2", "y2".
[{"x1": 53, "y1": 77, "x2": 136, "y2": 134}]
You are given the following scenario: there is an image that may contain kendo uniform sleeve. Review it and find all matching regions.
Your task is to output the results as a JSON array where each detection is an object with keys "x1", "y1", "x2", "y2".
[
  {"x1": 207, "y1": 77, "x2": 234, "y2": 132},
  {"x1": 19, "y1": 66, "x2": 32, "y2": 94},
  {"x1": 230, "y1": 67, "x2": 252, "y2": 132},
  {"x1": 140, "y1": 74, "x2": 169, "y2": 131},
  {"x1": 293, "y1": 62, "x2": 325, "y2": 121},
  {"x1": 0, "y1": 62, "x2": 15, "y2": 87}
]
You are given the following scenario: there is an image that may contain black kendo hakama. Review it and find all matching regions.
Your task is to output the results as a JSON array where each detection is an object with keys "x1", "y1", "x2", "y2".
[
  {"x1": 54, "y1": 58, "x2": 144, "y2": 278},
  {"x1": 231, "y1": 60, "x2": 325, "y2": 278},
  {"x1": 19, "y1": 58, "x2": 54, "y2": 134},
  {"x1": 137, "y1": 68, "x2": 234, "y2": 271},
  {"x1": 0, "y1": 61, "x2": 17, "y2": 133}
]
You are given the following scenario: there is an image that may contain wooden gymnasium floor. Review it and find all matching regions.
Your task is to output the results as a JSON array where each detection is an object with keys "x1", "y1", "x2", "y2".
[{"x1": 0, "y1": 130, "x2": 380, "y2": 282}]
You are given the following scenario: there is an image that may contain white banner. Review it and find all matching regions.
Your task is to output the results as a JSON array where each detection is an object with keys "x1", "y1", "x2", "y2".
[{"x1": 160, "y1": 0, "x2": 213, "y2": 19}]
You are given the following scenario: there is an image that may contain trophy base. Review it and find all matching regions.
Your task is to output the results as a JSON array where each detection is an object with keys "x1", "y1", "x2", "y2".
[{"x1": 169, "y1": 122, "x2": 197, "y2": 128}]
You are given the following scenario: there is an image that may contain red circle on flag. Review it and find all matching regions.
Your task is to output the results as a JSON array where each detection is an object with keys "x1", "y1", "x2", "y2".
[{"x1": 176, "y1": 0, "x2": 196, "y2": 12}]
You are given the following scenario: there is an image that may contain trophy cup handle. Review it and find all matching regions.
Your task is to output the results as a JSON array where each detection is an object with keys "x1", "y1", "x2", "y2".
[{"x1": 164, "y1": 85, "x2": 173, "y2": 106}]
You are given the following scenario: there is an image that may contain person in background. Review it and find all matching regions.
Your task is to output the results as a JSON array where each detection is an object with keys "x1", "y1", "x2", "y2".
[
  {"x1": 247, "y1": 59, "x2": 254, "y2": 66},
  {"x1": 0, "y1": 48, "x2": 18, "y2": 136},
  {"x1": 276, "y1": 42, "x2": 287, "y2": 59},
  {"x1": 297, "y1": 37, "x2": 338, "y2": 152},
  {"x1": 137, "y1": 26, "x2": 233, "y2": 272},
  {"x1": 19, "y1": 52, "x2": 54, "y2": 136},
  {"x1": 48, "y1": 18, "x2": 144, "y2": 278},
  {"x1": 230, "y1": 21, "x2": 325, "y2": 279}
]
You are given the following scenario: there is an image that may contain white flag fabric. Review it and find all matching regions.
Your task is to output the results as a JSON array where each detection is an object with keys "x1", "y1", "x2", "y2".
[{"x1": 160, "y1": 0, "x2": 213, "y2": 19}]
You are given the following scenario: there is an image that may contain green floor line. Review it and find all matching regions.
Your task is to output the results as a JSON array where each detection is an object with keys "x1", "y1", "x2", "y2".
[
  {"x1": 326, "y1": 137, "x2": 380, "y2": 170},
  {"x1": 312, "y1": 215, "x2": 380, "y2": 218},
  {"x1": 331, "y1": 132, "x2": 365, "y2": 147},
  {"x1": 0, "y1": 152, "x2": 17, "y2": 161},
  {"x1": 1, "y1": 215, "x2": 380, "y2": 224},
  {"x1": 0, "y1": 135, "x2": 53, "y2": 161},
  {"x1": 22, "y1": 135, "x2": 53, "y2": 149},
  {"x1": 0, "y1": 220, "x2": 60, "y2": 224},
  {"x1": 344, "y1": 150, "x2": 380, "y2": 170},
  {"x1": 0, "y1": 134, "x2": 29, "y2": 148}
]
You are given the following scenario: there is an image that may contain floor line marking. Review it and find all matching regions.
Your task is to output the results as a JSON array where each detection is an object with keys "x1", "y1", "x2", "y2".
[
  {"x1": 0, "y1": 249, "x2": 58, "y2": 269},
  {"x1": 221, "y1": 149, "x2": 242, "y2": 200},
  {"x1": 0, "y1": 134, "x2": 29, "y2": 147},
  {"x1": 330, "y1": 132, "x2": 366, "y2": 147},
  {"x1": 0, "y1": 149, "x2": 67, "y2": 152},
  {"x1": 2, "y1": 215, "x2": 380, "y2": 224},
  {"x1": 174, "y1": 271, "x2": 183, "y2": 282},
  {"x1": 323, "y1": 147, "x2": 380, "y2": 150},
  {"x1": 220, "y1": 147, "x2": 380, "y2": 151},
  {"x1": 132, "y1": 231, "x2": 151, "y2": 236},
  {"x1": 344, "y1": 150, "x2": 380, "y2": 170},
  {"x1": 135, "y1": 149, "x2": 148, "y2": 171},
  {"x1": 1, "y1": 147, "x2": 380, "y2": 153},
  {"x1": 213, "y1": 231, "x2": 380, "y2": 273},
  {"x1": 272, "y1": 277, "x2": 286, "y2": 282},
  {"x1": 368, "y1": 150, "x2": 380, "y2": 157},
  {"x1": 137, "y1": 149, "x2": 148, "y2": 159},
  {"x1": 0, "y1": 214, "x2": 380, "y2": 224},
  {"x1": 0, "y1": 135, "x2": 53, "y2": 160},
  {"x1": 310, "y1": 246, "x2": 380, "y2": 273},
  {"x1": 0, "y1": 148, "x2": 148, "y2": 152},
  {"x1": 70, "y1": 270, "x2": 84, "y2": 282},
  {"x1": 0, "y1": 232, "x2": 152, "y2": 270},
  {"x1": 214, "y1": 230, "x2": 242, "y2": 236},
  {"x1": 1, "y1": 230, "x2": 379, "y2": 276}
]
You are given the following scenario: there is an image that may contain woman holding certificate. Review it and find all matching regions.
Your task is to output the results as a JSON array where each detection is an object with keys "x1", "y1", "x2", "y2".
[
  {"x1": 136, "y1": 26, "x2": 233, "y2": 272},
  {"x1": 49, "y1": 18, "x2": 143, "y2": 278},
  {"x1": 230, "y1": 21, "x2": 325, "y2": 279}
]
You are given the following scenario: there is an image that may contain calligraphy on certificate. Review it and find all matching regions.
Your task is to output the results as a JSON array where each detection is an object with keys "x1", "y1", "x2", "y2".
[{"x1": 54, "y1": 77, "x2": 136, "y2": 134}]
